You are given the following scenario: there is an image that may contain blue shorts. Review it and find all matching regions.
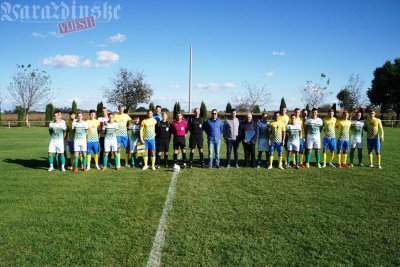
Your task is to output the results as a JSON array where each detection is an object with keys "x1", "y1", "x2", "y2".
[
  {"x1": 270, "y1": 142, "x2": 283, "y2": 153},
  {"x1": 323, "y1": 138, "x2": 336, "y2": 151},
  {"x1": 337, "y1": 140, "x2": 349, "y2": 151},
  {"x1": 117, "y1": 136, "x2": 129, "y2": 149},
  {"x1": 300, "y1": 137, "x2": 305, "y2": 150},
  {"x1": 87, "y1": 141, "x2": 99, "y2": 154},
  {"x1": 144, "y1": 139, "x2": 156, "y2": 151},
  {"x1": 68, "y1": 141, "x2": 74, "y2": 154},
  {"x1": 367, "y1": 138, "x2": 380, "y2": 152}
]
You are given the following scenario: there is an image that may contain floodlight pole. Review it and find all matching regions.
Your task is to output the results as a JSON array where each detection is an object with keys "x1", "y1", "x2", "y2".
[{"x1": 189, "y1": 45, "x2": 192, "y2": 113}]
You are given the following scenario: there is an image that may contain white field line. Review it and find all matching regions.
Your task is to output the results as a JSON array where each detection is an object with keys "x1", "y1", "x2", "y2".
[{"x1": 147, "y1": 170, "x2": 179, "y2": 267}]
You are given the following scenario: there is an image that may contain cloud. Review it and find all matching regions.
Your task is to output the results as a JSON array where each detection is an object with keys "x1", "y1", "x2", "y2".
[
  {"x1": 168, "y1": 84, "x2": 181, "y2": 90},
  {"x1": 195, "y1": 82, "x2": 219, "y2": 90},
  {"x1": 264, "y1": 71, "x2": 274, "y2": 77},
  {"x1": 289, "y1": 97, "x2": 298, "y2": 102},
  {"x1": 95, "y1": 50, "x2": 119, "y2": 67},
  {"x1": 43, "y1": 55, "x2": 81, "y2": 68},
  {"x1": 81, "y1": 59, "x2": 93, "y2": 67},
  {"x1": 32, "y1": 32, "x2": 46, "y2": 38},
  {"x1": 43, "y1": 50, "x2": 119, "y2": 68},
  {"x1": 108, "y1": 33, "x2": 127, "y2": 43},
  {"x1": 98, "y1": 44, "x2": 108, "y2": 47},
  {"x1": 223, "y1": 82, "x2": 236, "y2": 88},
  {"x1": 272, "y1": 51, "x2": 286, "y2": 56},
  {"x1": 32, "y1": 31, "x2": 63, "y2": 38}
]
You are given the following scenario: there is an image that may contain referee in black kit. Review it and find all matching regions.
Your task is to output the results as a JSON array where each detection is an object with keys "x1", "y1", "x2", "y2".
[{"x1": 188, "y1": 107, "x2": 205, "y2": 168}]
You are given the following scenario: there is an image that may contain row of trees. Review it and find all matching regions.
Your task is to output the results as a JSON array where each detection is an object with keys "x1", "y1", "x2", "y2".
[{"x1": 3, "y1": 59, "x2": 400, "y2": 125}]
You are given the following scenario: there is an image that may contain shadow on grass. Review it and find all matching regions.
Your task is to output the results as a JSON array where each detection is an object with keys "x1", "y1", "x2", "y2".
[{"x1": 3, "y1": 157, "x2": 49, "y2": 169}]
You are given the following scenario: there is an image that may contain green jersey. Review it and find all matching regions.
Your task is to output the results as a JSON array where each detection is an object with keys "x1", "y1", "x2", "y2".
[
  {"x1": 350, "y1": 120, "x2": 364, "y2": 142},
  {"x1": 286, "y1": 124, "x2": 302, "y2": 143},
  {"x1": 305, "y1": 118, "x2": 323, "y2": 136},
  {"x1": 103, "y1": 122, "x2": 119, "y2": 141},
  {"x1": 128, "y1": 122, "x2": 141, "y2": 141},
  {"x1": 72, "y1": 121, "x2": 88, "y2": 142},
  {"x1": 49, "y1": 120, "x2": 66, "y2": 141}
]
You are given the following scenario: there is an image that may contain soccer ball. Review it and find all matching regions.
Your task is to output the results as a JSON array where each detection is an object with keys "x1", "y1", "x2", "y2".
[{"x1": 173, "y1": 164, "x2": 181, "y2": 172}]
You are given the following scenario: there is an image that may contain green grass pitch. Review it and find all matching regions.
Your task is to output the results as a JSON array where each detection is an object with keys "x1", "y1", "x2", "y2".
[{"x1": 0, "y1": 127, "x2": 399, "y2": 266}]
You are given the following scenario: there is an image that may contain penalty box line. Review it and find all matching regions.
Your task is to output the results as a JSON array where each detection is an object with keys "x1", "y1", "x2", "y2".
[{"x1": 147, "y1": 170, "x2": 179, "y2": 267}]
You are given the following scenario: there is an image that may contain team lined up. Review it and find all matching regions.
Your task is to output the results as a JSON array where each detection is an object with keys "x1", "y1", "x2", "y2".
[{"x1": 47, "y1": 104, "x2": 384, "y2": 172}]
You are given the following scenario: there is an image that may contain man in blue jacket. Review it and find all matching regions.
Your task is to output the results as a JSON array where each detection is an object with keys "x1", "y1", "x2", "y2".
[{"x1": 204, "y1": 109, "x2": 223, "y2": 169}]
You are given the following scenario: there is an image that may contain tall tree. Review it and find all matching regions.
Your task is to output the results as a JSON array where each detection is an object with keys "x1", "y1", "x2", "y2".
[
  {"x1": 301, "y1": 73, "x2": 331, "y2": 108},
  {"x1": 0, "y1": 95, "x2": 2, "y2": 126},
  {"x1": 45, "y1": 103, "x2": 54, "y2": 126},
  {"x1": 368, "y1": 58, "x2": 400, "y2": 122},
  {"x1": 103, "y1": 67, "x2": 153, "y2": 112},
  {"x1": 96, "y1": 102, "x2": 103, "y2": 118},
  {"x1": 279, "y1": 97, "x2": 287, "y2": 114},
  {"x1": 7, "y1": 64, "x2": 52, "y2": 125},
  {"x1": 200, "y1": 101, "x2": 207, "y2": 119},
  {"x1": 149, "y1": 102, "x2": 155, "y2": 113},
  {"x1": 71, "y1": 100, "x2": 78, "y2": 114},
  {"x1": 252, "y1": 105, "x2": 261, "y2": 114},
  {"x1": 336, "y1": 89, "x2": 354, "y2": 111},
  {"x1": 331, "y1": 103, "x2": 337, "y2": 117},
  {"x1": 177, "y1": 102, "x2": 181, "y2": 112},
  {"x1": 341, "y1": 74, "x2": 367, "y2": 109},
  {"x1": 225, "y1": 102, "x2": 233, "y2": 113},
  {"x1": 305, "y1": 104, "x2": 310, "y2": 114},
  {"x1": 17, "y1": 106, "x2": 25, "y2": 127},
  {"x1": 233, "y1": 81, "x2": 272, "y2": 112}
]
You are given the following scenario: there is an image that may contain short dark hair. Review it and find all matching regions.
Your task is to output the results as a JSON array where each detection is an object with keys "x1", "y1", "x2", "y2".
[
  {"x1": 328, "y1": 109, "x2": 334, "y2": 113},
  {"x1": 211, "y1": 109, "x2": 218, "y2": 113},
  {"x1": 53, "y1": 111, "x2": 59, "y2": 115},
  {"x1": 69, "y1": 111, "x2": 75, "y2": 115},
  {"x1": 294, "y1": 108, "x2": 300, "y2": 112},
  {"x1": 231, "y1": 108, "x2": 237, "y2": 113},
  {"x1": 89, "y1": 109, "x2": 96, "y2": 114},
  {"x1": 311, "y1": 108, "x2": 318, "y2": 112},
  {"x1": 156, "y1": 105, "x2": 161, "y2": 109},
  {"x1": 291, "y1": 113, "x2": 296, "y2": 118},
  {"x1": 147, "y1": 109, "x2": 153, "y2": 113},
  {"x1": 274, "y1": 111, "x2": 280, "y2": 116}
]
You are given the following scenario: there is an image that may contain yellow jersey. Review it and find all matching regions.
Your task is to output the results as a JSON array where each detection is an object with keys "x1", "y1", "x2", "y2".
[
  {"x1": 87, "y1": 119, "x2": 100, "y2": 142},
  {"x1": 336, "y1": 119, "x2": 351, "y2": 141},
  {"x1": 269, "y1": 120, "x2": 285, "y2": 143},
  {"x1": 114, "y1": 113, "x2": 132, "y2": 136},
  {"x1": 322, "y1": 117, "x2": 337, "y2": 138},
  {"x1": 140, "y1": 117, "x2": 157, "y2": 140},
  {"x1": 365, "y1": 117, "x2": 384, "y2": 139}
]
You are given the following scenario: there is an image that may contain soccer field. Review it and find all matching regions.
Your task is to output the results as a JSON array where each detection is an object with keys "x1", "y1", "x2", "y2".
[{"x1": 0, "y1": 128, "x2": 399, "y2": 266}]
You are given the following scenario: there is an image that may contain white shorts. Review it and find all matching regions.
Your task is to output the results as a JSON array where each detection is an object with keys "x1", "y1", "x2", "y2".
[
  {"x1": 48, "y1": 140, "x2": 64, "y2": 154},
  {"x1": 105, "y1": 139, "x2": 118, "y2": 152},
  {"x1": 130, "y1": 138, "x2": 139, "y2": 153},
  {"x1": 306, "y1": 135, "x2": 321, "y2": 149},
  {"x1": 287, "y1": 141, "x2": 300, "y2": 152},
  {"x1": 74, "y1": 141, "x2": 87, "y2": 152},
  {"x1": 350, "y1": 139, "x2": 363, "y2": 149},
  {"x1": 258, "y1": 138, "x2": 269, "y2": 152}
]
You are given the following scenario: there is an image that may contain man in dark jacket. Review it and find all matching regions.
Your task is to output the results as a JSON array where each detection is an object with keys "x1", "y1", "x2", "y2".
[
  {"x1": 204, "y1": 109, "x2": 223, "y2": 169},
  {"x1": 155, "y1": 112, "x2": 171, "y2": 168},
  {"x1": 188, "y1": 107, "x2": 205, "y2": 168},
  {"x1": 241, "y1": 112, "x2": 258, "y2": 167}
]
